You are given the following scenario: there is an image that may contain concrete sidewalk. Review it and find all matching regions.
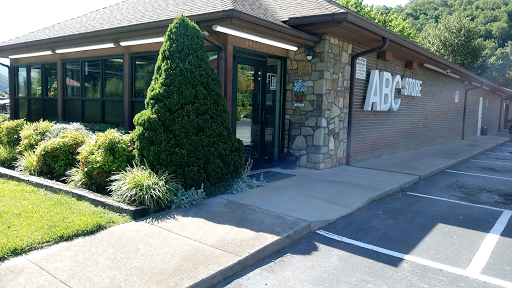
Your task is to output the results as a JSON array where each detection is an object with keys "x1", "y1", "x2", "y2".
[{"x1": 1, "y1": 134, "x2": 510, "y2": 288}]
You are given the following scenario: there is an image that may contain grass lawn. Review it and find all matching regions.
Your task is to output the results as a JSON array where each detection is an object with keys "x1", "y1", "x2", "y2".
[{"x1": 0, "y1": 178, "x2": 131, "y2": 261}]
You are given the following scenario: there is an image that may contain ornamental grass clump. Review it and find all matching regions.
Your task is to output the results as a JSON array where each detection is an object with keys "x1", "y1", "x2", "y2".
[
  {"x1": 133, "y1": 15, "x2": 244, "y2": 196},
  {"x1": 0, "y1": 145, "x2": 17, "y2": 168},
  {"x1": 109, "y1": 163, "x2": 180, "y2": 210},
  {"x1": 67, "y1": 129, "x2": 134, "y2": 192}
]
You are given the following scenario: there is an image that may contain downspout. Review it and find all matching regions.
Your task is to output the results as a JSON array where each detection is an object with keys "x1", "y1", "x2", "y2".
[
  {"x1": 462, "y1": 84, "x2": 482, "y2": 140},
  {"x1": 498, "y1": 96, "x2": 512, "y2": 131},
  {"x1": 346, "y1": 37, "x2": 389, "y2": 165}
]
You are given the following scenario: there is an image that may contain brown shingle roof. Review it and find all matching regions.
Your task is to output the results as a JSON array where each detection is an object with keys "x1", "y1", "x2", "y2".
[{"x1": 0, "y1": 0, "x2": 346, "y2": 46}]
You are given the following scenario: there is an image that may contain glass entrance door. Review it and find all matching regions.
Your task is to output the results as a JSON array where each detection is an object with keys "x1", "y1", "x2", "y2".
[
  {"x1": 236, "y1": 59, "x2": 265, "y2": 167},
  {"x1": 234, "y1": 55, "x2": 282, "y2": 168}
]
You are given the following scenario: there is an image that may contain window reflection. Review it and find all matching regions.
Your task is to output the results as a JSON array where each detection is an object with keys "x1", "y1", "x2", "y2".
[
  {"x1": 84, "y1": 60, "x2": 101, "y2": 98},
  {"x1": 45, "y1": 63, "x2": 58, "y2": 98},
  {"x1": 65, "y1": 62, "x2": 81, "y2": 97},
  {"x1": 105, "y1": 59, "x2": 124, "y2": 98},
  {"x1": 133, "y1": 55, "x2": 156, "y2": 98},
  {"x1": 17, "y1": 67, "x2": 27, "y2": 97},
  {"x1": 30, "y1": 66, "x2": 42, "y2": 97}
]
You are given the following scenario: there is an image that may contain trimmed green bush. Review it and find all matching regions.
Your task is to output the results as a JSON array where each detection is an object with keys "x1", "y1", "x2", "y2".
[
  {"x1": 18, "y1": 120, "x2": 55, "y2": 153},
  {"x1": 0, "y1": 144, "x2": 17, "y2": 168},
  {"x1": 37, "y1": 130, "x2": 89, "y2": 178},
  {"x1": 15, "y1": 130, "x2": 88, "y2": 178},
  {"x1": 0, "y1": 119, "x2": 26, "y2": 147},
  {"x1": 67, "y1": 129, "x2": 134, "y2": 192},
  {"x1": 109, "y1": 163, "x2": 180, "y2": 210},
  {"x1": 133, "y1": 15, "x2": 244, "y2": 195}
]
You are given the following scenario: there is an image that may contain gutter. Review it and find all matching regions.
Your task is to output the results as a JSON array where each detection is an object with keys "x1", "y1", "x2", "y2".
[
  {"x1": 462, "y1": 84, "x2": 483, "y2": 140},
  {"x1": 346, "y1": 37, "x2": 389, "y2": 165}
]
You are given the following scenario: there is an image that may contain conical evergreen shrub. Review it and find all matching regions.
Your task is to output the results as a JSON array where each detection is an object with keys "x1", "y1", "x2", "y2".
[{"x1": 133, "y1": 15, "x2": 244, "y2": 195}]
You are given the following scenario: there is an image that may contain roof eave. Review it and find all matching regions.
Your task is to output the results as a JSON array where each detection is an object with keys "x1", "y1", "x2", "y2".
[
  {"x1": 289, "y1": 11, "x2": 512, "y2": 96},
  {"x1": 0, "y1": 10, "x2": 320, "y2": 57}
]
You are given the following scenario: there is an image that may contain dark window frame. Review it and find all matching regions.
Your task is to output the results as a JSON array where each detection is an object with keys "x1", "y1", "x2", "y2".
[
  {"x1": 62, "y1": 55, "x2": 124, "y2": 125},
  {"x1": 13, "y1": 62, "x2": 58, "y2": 121}
]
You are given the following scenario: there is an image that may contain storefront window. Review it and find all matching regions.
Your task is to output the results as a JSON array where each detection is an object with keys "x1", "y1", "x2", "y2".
[
  {"x1": 65, "y1": 62, "x2": 81, "y2": 98},
  {"x1": 30, "y1": 66, "x2": 42, "y2": 97},
  {"x1": 16, "y1": 67, "x2": 27, "y2": 97},
  {"x1": 105, "y1": 59, "x2": 124, "y2": 98},
  {"x1": 14, "y1": 63, "x2": 58, "y2": 121},
  {"x1": 46, "y1": 63, "x2": 58, "y2": 97},
  {"x1": 84, "y1": 60, "x2": 101, "y2": 98},
  {"x1": 133, "y1": 55, "x2": 156, "y2": 99},
  {"x1": 63, "y1": 57, "x2": 124, "y2": 125}
]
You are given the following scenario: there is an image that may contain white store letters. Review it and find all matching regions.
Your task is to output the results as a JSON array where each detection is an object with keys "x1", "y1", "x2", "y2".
[{"x1": 364, "y1": 69, "x2": 422, "y2": 111}]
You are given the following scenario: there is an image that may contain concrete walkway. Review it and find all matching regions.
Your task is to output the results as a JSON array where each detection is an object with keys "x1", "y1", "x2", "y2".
[{"x1": 1, "y1": 133, "x2": 510, "y2": 288}]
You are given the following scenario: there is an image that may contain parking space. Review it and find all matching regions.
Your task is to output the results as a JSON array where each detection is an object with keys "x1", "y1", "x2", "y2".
[
  {"x1": 313, "y1": 141, "x2": 512, "y2": 287},
  {"x1": 218, "y1": 140, "x2": 512, "y2": 288}
]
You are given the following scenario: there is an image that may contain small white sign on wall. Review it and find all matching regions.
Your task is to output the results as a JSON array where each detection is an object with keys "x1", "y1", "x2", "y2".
[
  {"x1": 486, "y1": 98, "x2": 489, "y2": 107},
  {"x1": 356, "y1": 58, "x2": 367, "y2": 80},
  {"x1": 455, "y1": 91, "x2": 459, "y2": 103}
]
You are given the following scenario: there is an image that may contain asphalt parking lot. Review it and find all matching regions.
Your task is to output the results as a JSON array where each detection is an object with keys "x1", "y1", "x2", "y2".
[{"x1": 217, "y1": 141, "x2": 512, "y2": 288}]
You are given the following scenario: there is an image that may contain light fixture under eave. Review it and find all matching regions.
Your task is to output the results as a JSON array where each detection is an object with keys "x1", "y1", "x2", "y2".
[
  {"x1": 471, "y1": 82, "x2": 482, "y2": 87},
  {"x1": 9, "y1": 51, "x2": 53, "y2": 59},
  {"x1": 55, "y1": 43, "x2": 115, "y2": 54},
  {"x1": 497, "y1": 92, "x2": 505, "y2": 97},
  {"x1": 212, "y1": 25, "x2": 298, "y2": 51},
  {"x1": 482, "y1": 86, "x2": 489, "y2": 90},
  {"x1": 423, "y1": 63, "x2": 460, "y2": 79},
  {"x1": 119, "y1": 37, "x2": 164, "y2": 46}
]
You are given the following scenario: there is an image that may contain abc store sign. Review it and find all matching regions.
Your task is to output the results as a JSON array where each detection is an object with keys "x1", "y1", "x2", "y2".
[{"x1": 364, "y1": 70, "x2": 422, "y2": 111}]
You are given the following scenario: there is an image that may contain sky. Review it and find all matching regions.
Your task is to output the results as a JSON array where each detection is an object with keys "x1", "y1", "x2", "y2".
[{"x1": 0, "y1": 0, "x2": 410, "y2": 66}]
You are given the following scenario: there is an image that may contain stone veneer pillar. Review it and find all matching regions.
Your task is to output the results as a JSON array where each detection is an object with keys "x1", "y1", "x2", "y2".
[{"x1": 285, "y1": 35, "x2": 352, "y2": 169}]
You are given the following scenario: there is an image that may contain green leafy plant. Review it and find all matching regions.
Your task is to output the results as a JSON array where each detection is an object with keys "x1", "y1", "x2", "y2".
[
  {"x1": 0, "y1": 145, "x2": 17, "y2": 168},
  {"x1": 171, "y1": 184, "x2": 206, "y2": 209},
  {"x1": 0, "y1": 119, "x2": 26, "y2": 147},
  {"x1": 17, "y1": 120, "x2": 55, "y2": 153},
  {"x1": 109, "y1": 163, "x2": 180, "y2": 210},
  {"x1": 0, "y1": 114, "x2": 9, "y2": 121},
  {"x1": 133, "y1": 15, "x2": 244, "y2": 196},
  {"x1": 67, "y1": 129, "x2": 134, "y2": 192},
  {"x1": 19, "y1": 130, "x2": 89, "y2": 178}
]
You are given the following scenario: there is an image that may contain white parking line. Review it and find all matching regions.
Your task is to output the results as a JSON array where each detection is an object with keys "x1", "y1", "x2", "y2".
[
  {"x1": 406, "y1": 192, "x2": 508, "y2": 212},
  {"x1": 467, "y1": 211, "x2": 512, "y2": 274},
  {"x1": 470, "y1": 159, "x2": 512, "y2": 166},
  {"x1": 486, "y1": 152, "x2": 512, "y2": 156},
  {"x1": 316, "y1": 230, "x2": 512, "y2": 288},
  {"x1": 445, "y1": 170, "x2": 512, "y2": 181}
]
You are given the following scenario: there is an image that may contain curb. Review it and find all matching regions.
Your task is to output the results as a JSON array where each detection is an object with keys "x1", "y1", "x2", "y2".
[{"x1": 0, "y1": 167, "x2": 149, "y2": 219}]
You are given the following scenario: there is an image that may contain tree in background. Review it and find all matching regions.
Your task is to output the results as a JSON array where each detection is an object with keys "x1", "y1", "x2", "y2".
[
  {"x1": 419, "y1": 13, "x2": 487, "y2": 72},
  {"x1": 387, "y1": 0, "x2": 512, "y2": 88},
  {"x1": 133, "y1": 15, "x2": 244, "y2": 196},
  {"x1": 336, "y1": 0, "x2": 417, "y2": 41}
]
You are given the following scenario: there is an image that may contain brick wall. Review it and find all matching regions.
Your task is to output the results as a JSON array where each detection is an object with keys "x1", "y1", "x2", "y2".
[
  {"x1": 351, "y1": 48, "x2": 468, "y2": 162},
  {"x1": 465, "y1": 90, "x2": 503, "y2": 137}
]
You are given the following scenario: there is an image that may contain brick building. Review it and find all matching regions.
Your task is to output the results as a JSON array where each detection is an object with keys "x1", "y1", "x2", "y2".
[{"x1": 0, "y1": 0, "x2": 510, "y2": 169}]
